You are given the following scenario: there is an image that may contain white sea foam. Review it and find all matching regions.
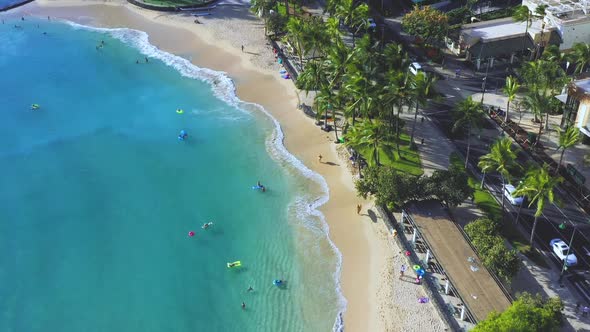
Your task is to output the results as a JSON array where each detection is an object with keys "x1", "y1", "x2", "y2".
[{"x1": 64, "y1": 21, "x2": 347, "y2": 331}]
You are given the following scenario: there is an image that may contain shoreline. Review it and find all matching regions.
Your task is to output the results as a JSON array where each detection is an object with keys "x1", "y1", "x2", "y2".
[{"x1": 8, "y1": 2, "x2": 446, "y2": 330}]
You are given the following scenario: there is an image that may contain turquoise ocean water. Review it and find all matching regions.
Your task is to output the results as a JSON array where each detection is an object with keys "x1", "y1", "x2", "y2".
[{"x1": 0, "y1": 18, "x2": 344, "y2": 331}]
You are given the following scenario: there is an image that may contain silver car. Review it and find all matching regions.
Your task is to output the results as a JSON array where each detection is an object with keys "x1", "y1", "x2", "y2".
[{"x1": 503, "y1": 184, "x2": 524, "y2": 206}]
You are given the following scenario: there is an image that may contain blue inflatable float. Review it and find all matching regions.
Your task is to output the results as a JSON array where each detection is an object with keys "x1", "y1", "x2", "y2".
[{"x1": 178, "y1": 130, "x2": 188, "y2": 141}]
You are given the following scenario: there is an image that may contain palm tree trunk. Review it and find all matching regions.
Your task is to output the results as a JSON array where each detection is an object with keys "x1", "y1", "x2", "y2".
[
  {"x1": 529, "y1": 215, "x2": 539, "y2": 247},
  {"x1": 505, "y1": 100, "x2": 510, "y2": 123},
  {"x1": 409, "y1": 102, "x2": 419, "y2": 148},
  {"x1": 515, "y1": 201, "x2": 523, "y2": 225},
  {"x1": 535, "y1": 116, "x2": 544, "y2": 146},
  {"x1": 396, "y1": 102, "x2": 402, "y2": 154},
  {"x1": 373, "y1": 142, "x2": 379, "y2": 165},
  {"x1": 285, "y1": 0, "x2": 289, "y2": 17},
  {"x1": 465, "y1": 125, "x2": 471, "y2": 169},
  {"x1": 559, "y1": 149, "x2": 566, "y2": 169},
  {"x1": 500, "y1": 176, "x2": 506, "y2": 223},
  {"x1": 333, "y1": 107, "x2": 339, "y2": 142}
]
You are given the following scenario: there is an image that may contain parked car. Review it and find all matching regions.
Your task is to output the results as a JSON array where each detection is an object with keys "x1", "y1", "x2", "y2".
[
  {"x1": 409, "y1": 62, "x2": 423, "y2": 75},
  {"x1": 503, "y1": 184, "x2": 524, "y2": 206},
  {"x1": 550, "y1": 238, "x2": 578, "y2": 266}
]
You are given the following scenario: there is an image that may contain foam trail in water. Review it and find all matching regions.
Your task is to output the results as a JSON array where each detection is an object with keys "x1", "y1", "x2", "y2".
[{"x1": 64, "y1": 20, "x2": 347, "y2": 331}]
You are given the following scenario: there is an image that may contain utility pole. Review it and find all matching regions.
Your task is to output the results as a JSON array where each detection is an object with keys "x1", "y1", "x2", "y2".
[
  {"x1": 558, "y1": 225, "x2": 576, "y2": 284},
  {"x1": 480, "y1": 57, "x2": 491, "y2": 105}
]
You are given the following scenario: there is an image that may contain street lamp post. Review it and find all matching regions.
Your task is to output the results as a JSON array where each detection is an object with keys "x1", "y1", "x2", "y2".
[
  {"x1": 480, "y1": 58, "x2": 490, "y2": 105},
  {"x1": 558, "y1": 225, "x2": 576, "y2": 284}
]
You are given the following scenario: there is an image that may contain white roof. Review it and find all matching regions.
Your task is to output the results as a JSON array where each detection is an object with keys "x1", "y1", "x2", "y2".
[{"x1": 461, "y1": 18, "x2": 546, "y2": 46}]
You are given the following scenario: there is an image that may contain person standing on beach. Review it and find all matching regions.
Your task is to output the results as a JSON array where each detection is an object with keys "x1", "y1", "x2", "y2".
[
  {"x1": 399, "y1": 265, "x2": 406, "y2": 279},
  {"x1": 356, "y1": 204, "x2": 362, "y2": 215},
  {"x1": 241, "y1": 45, "x2": 244, "y2": 52},
  {"x1": 318, "y1": 154, "x2": 323, "y2": 163}
]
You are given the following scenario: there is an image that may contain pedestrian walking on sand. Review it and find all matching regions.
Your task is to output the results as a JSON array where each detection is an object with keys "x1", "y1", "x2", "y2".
[
  {"x1": 399, "y1": 264, "x2": 406, "y2": 279},
  {"x1": 356, "y1": 204, "x2": 362, "y2": 215},
  {"x1": 318, "y1": 154, "x2": 323, "y2": 163},
  {"x1": 241, "y1": 45, "x2": 244, "y2": 52}
]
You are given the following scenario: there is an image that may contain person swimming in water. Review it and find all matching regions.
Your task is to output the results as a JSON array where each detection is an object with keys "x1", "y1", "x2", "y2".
[
  {"x1": 247, "y1": 286, "x2": 254, "y2": 292},
  {"x1": 202, "y1": 222, "x2": 213, "y2": 229},
  {"x1": 241, "y1": 302, "x2": 246, "y2": 309}
]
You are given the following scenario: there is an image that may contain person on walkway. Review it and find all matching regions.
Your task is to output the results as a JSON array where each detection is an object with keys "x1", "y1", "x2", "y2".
[
  {"x1": 356, "y1": 204, "x2": 362, "y2": 215},
  {"x1": 399, "y1": 265, "x2": 406, "y2": 279},
  {"x1": 583, "y1": 306, "x2": 589, "y2": 317},
  {"x1": 318, "y1": 154, "x2": 323, "y2": 163}
]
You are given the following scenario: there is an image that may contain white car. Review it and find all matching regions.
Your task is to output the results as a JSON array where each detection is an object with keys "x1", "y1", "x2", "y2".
[
  {"x1": 409, "y1": 62, "x2": 423, "y2": 75},
  {"x1": 503, "y1": 184, "x2": 524, "y2": 206},
  {"x1": 550, "y1": 238, "x2": 578, "y2": 266}
]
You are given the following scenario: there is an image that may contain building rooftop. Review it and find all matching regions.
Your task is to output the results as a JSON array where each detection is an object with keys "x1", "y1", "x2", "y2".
[
  {"x1": 525, "y1": 0, "x2": 590, "y2": 23},
  {"x1": 461, "y1": 18, "x2": 545, "y2": 47}
]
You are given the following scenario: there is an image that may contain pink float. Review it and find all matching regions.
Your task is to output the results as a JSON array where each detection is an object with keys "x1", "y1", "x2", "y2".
[{"x1": 188, "y1": 231, "x2": 195, "y2": 237}]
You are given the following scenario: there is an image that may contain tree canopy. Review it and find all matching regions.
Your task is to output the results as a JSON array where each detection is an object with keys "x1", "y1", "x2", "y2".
[
  {"x1": 473, "y1": 292, "x2": 563, "y2": 331},
  {"x1": 402, "y1": 5, "x2": 449, "y2": 44}
]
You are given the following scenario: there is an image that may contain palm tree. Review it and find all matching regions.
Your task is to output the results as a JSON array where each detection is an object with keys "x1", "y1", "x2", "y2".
[
  {"x1": 513, "y1": 164, "x2": 563, "y2": 247},
  {"x1": 452, "y1": 97, "x2": 483, "y2": 169},
  {"x1": 512, "y1": 5, "x2": 533, "y2": 55},
  {"x1": 382, "y1": 69, "x2": 411, "y2": 153},
  {"x1": 286, "y1": 17, "x2": 307, "y2": 66},
  {"x1": 571, "y1": 42, "x2": 590, "y2": 75},
  {"x1": 409, "y1": 72, "x2": 436, "y2": 147},
  {"x1": 556, "y1": 126, "x2": 581, "y2": 169},
  {"x1": 503, "y1": 76, "x2": 520, "y2": 123},
  {"x1": 533, "y1": 5, "x2": 548, "y2": 60},
  {"x1": 344, "y1": 120, "x2": 388, "y2": 166},
  {"x1": 521, "y1": 90, "x2": 551, "y2": 145},
  {"x1": 478, "y1": 138, "x2": 520, "y2": 222},
  {"x1": 297, "y1": 59, "x2": 327, "y2": 95},
  {"x1": 251, "y1": 0, "x2": 276, "y2": 34},
  {"x1": 335, "y1": 0, "x2": 369, "y2": 47}
]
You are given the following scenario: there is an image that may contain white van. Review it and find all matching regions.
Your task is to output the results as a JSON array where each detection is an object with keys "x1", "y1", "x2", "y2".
[{"x1": 409, "y1": 62, "x2": 423, "y2": 75}]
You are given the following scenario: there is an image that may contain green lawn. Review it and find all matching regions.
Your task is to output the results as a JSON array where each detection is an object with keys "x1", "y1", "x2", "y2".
[
  {"x1": 450, "y1": 152, "x2": 549, "y2": 268},
  {"x1": 142, "y1": 0, "x2": 210, "y2": 7},
  {"x1": 355, "y1": 133, "x2": 423, "y2": 176}
]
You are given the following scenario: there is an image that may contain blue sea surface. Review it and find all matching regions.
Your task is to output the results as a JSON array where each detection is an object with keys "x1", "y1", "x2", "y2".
[{"x1": 0, "y1": 19, "x2": 343, "y2": 331}]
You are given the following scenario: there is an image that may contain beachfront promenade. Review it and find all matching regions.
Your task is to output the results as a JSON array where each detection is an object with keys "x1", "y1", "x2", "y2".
[{"x1": 406, "y1": 201, "x2": 512, "y2": 321}]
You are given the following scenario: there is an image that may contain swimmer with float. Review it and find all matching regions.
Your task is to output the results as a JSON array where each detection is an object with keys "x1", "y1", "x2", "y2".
[{"x1": 202, "y1": 222, "x2": 213, "y2": 229}]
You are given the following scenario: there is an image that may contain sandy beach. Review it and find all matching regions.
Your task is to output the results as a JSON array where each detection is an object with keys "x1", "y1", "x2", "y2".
[{"x1": 9, "y1": 1, "x2": 446, "y2": 330}]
